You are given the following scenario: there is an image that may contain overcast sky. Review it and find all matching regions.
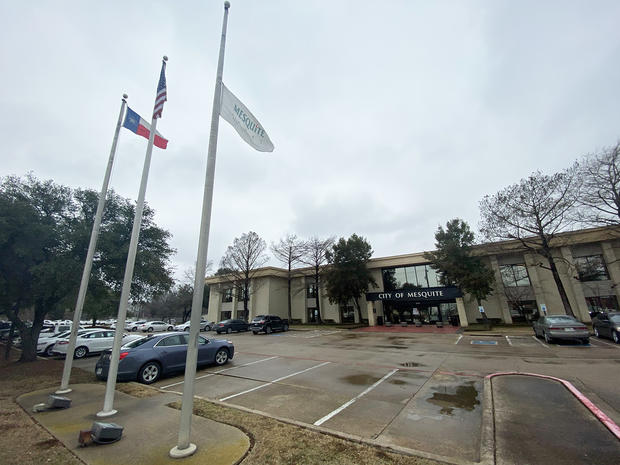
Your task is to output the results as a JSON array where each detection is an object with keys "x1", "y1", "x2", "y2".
[{"x1": 2, "y1": 1, "x2": 620, "y2": 282}]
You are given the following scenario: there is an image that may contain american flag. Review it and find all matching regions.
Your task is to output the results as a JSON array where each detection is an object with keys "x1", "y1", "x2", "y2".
[{"x1": 152, "y1": 59, "x2": 167, "y2": 119}]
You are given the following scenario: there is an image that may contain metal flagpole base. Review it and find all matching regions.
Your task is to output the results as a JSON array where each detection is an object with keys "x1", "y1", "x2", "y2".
[
  {"x1": 169, "y1": 443, "x2": 197, "y2": 458},
  {"x1": 96, "y1": 409, "x2": 118, "y2": 418},
  {"x1": 55, "y1": 388, "x2": 72, "y2": 395}
]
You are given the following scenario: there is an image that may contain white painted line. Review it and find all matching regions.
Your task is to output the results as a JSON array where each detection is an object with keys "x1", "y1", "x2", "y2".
[
  {"x1": 505, "y1": 336, "x2": 512, "y2": 346},
  {"x1": 590, "y1": 338, "x2": 620, "y2": 349},
  {"x1": 531, "y1": 335, "x2": 549, "y2": 348},
  {"x1": 160, "y1": 356, "x2": 279, "y2": 390},
  {"x1": 313, "y1": 369, "x2": 398, "y2": 426},
  {"x1": 454, "y1": 335, "x2": 463, "y2": 345},
  {"x1": 304, "y1": 330, "x2": 341, "y2": 339},
  {"x1": 220, "y1": 361, "x2": 330, "y2": 402}
]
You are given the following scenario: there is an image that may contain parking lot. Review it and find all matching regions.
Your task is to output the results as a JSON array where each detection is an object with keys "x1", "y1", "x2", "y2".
[{"x1": 85, "y1": 329, "x2": 615, "y2": 462}]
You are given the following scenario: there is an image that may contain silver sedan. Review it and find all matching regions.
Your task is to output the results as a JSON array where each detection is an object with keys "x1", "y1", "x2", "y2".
[{"x1": 533, "y1": 315, "x2": 589, "y2": 344}]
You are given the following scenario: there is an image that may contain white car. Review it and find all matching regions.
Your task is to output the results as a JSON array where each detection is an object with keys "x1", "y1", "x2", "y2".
[
  {"x1": 53, "y1": 329, "x2": 139, "y2": 359},
  {"x1": 174, "y1": 320, "x2": 213, "y2": 332},
  {"x1": 37, "y1": 329, "x2": 93, "y2": 357},
  {"x1": 126, "y1": 320, "x2": 147, "y2": 332},
  {"x1": 139, "y1": 321, "x2": 174, "y2": 333}
]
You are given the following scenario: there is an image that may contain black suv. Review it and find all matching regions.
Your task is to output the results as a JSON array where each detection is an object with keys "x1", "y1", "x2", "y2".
[{"x1": 250, "y1": 315, "x2": 289, "y2": 334}]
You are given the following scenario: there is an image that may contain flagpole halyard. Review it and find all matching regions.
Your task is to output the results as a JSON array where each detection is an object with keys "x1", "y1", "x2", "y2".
[
  {"x1": 170, "y1": 2, "x2": 230, "y2": 459},
  {"x1": 56, "y1": 93, "x2": 127, "y2": 394}
]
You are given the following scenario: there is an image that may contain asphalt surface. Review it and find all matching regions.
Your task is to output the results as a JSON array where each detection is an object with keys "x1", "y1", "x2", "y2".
[{"x1": 40, "y1": 328, "x2": 620, "y2": 464}]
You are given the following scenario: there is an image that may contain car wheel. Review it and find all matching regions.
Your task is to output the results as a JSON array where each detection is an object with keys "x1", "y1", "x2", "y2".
[
  {"x1": 44, "y1": 345, "x2": 54, "y2": 357},
  {"x1": 252, "y1": 331, "x2": 258, "y2": 335},
  {"x1": 131, "y1": 327, "x2": 137, "y2": 332},
  {"x1": 138, "y1": 361, "x2": 161, "y2": 384},
  {"x1": 594, "y1": 327, "x2": 600, "y2": 338},
  {"x1": 543, "y1": 332, "x2": 552, "y2": 344},
  {"x1": 581, "y1": 338, "x2": 590, "y2": 345},
  {"x1": 265, "y1": 326, "x2": 272, "y2": 334},
  {"x1": 214, "y1": 349, "x2": 229, "y2": 366},
  {"x1": 74, "y1": 346, "x2": 88, "y2": 359},
  {"x1": 226, "y1": 328, "x2": 232, "y2": 334},
  {"x1": 283, "y1": 324, "x2": 289, "y2": 332},
  {"x1": 147, "y1": 327, "x2": 154, "y2": 332},
  {"x1": 204, "y1": 325, "x2": 211, "y2": 331},
  {"x1": 167, "y1": 326, "x2": 173, "y2": 331},
  {"x1": 613, "y1": 331, "x2": 619, "y2": 344}
]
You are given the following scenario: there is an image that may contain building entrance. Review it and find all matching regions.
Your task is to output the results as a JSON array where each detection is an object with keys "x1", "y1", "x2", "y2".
[{"x1": 384, "y1": 301, "x2": 460, "y2": 326}]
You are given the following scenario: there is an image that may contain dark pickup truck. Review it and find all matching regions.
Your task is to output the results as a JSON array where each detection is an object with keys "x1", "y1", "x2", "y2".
[{"x1": 250, "y1": 315, "x2": 289, "y2": 334}]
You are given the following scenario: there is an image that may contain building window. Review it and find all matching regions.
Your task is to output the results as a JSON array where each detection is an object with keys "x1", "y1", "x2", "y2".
[
  {"x1": 307, "y1": 283, "x2": 318, "y2": 298},
  {"x1": 236, "y1": 287, "x2": 248, "y2": 301},
  {"x1": 500, "y1": 264, "x2": 531, "y2": 287},
  {"x1": 574, "y1": 255, "x2": 609, "y2": 281},
  {"x1": 307, "y1": 308, "x2": 318, "y2": 323},
  {"x1": 585, "y1": 295, "x2": 618, "y2": 314},
  {"x1": 222, "y1": 288, "x2": 233, "y2": 303},
  {"x1": 382, "y1": 264, "x2": 442, "y2": 291},
  {"x1": 220, "y1": 311, "x2": 231, "y2": 320},
  {"x1": 236, "y1": 310, "x2": 248, "y2": 321},
  {"x1": 340, "y1": 306, "x2": 355, "y2": 323},
  {"x1": 508, "y1": 300, "x2": 538, "y2": 322}
]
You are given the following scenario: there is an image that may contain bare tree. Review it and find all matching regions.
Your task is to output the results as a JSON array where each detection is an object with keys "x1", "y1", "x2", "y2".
[
  {"x1": 300, "y1": 236, "x2": 335, "y2": 324},
  {"x1": 220, "y1": 231, "x2": 268, "y2": 317},
  {"x1": 578, "y1": 142, "x2": 620, "y2": 226},
  {"x1": 271, "y1": 234, "x2": 307, "y2": 322},
  {"x1": 479, "y1": 169, "x2": 580, "y2": 318}
]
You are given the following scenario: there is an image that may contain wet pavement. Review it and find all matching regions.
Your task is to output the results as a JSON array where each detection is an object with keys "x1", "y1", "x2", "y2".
[{"x1": 492, "y1": 375, "x2": 620, "y2": 465}]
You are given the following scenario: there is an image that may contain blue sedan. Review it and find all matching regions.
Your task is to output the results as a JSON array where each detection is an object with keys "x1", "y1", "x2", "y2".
[{"x1": 95, "y1": 332, "x2": 234, "y2": 384}]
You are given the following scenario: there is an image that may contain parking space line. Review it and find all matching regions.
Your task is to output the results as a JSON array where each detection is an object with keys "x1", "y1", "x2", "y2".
[
  {"x1": 590, "y1": 338, "x2": 620, "y2": 349},
  {"x1": 313, "y1": 368, "x2": 398, "y2": 426},
  {"x1": 160, "y1": 356, "x2": 279, "y2": 390},
  {"x1": 219, "y1": 361, "x2": 330, "y2": 401},
  {"x1": 531, "y1": 335, "x2": 549, "y2": 348},
  {"x1": 304, "y1": 330, "x2": 341, "y2": 339},
  {"x1": 454, "y1": 335, "x2": 463, "y2": 345},
  {"x1": 505, "y1": 336, "x2": 512, "y2": 346}
]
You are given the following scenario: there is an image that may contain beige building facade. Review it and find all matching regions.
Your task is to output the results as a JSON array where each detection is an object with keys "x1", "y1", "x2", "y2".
[{"x1": 205, "y1": 226, "x2": 620, "y2": 327}]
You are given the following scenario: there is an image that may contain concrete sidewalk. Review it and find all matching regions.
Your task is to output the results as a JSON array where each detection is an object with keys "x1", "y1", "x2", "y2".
[
  {"x1": 17, "y1": 384, "x2": 249, "y2": 465},
  {"x1": 490, "y1": 374, "x2": 620, "y2": 465}
]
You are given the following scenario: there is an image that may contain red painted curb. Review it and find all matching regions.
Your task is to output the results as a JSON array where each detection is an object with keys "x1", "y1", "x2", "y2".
[{"x1": 487, "y1": 371, "x2": 620, "y2": 441}]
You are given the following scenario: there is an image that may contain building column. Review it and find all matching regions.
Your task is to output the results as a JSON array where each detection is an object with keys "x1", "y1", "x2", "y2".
[
  {"x1": 560, "y1": 247, "x2": 591, "y2": 322},
  {"x1": 489, "y1": 256, "x2": 513, "y2": 324},
  {"x1": 232, "y1": 292, "x2": 237, "y2": 319},
  {"x1": 601, "y1": 241, "x2": 620, "y2": 303},
  {"x1": 524, "y1": 253, "x2": 548, "y2": 314},
  {"x1": 367, "y1": 300, "x2": 375, "y2": 326},
  {"x1": 456, "y1": 297, "x2": 468, "y2": 327}
]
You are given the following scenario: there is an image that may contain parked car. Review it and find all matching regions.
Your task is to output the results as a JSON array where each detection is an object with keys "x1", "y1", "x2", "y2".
[
  {"x1": 125, "y1": 320, "x2": 147, "y2": 332},
  {"x1": 215, "y1": 319, "x2": 249, "y2": 334},
  {"x1": 174, "y1": 320, "x2": 213, "y2": 332},
  {"x1": 250, "y1": 315, "x2": 289, "y2": 334},
  {"x1": 533, "y1": 315, "x2": 589, "y2": 344},
  {"x1": 38, "y1": 329, "x2": 95, "y2": 357},
  {"x1": 139, "y1": 321, "x2": 174, "y2": 333},
  {"x1": 53, "y1": 329, "x2": 140, "y2": 358},
  {"x1": 95, "y1": 332, "x2": 234, "y2": 384},
  {"x1": 592, "y1": 311, "x2": 620, "y2": 344}
]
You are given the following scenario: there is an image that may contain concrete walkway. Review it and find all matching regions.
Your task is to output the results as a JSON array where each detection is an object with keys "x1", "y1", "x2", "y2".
[
  {"x1": 491, "y1": 375, "x2": 620, "y2": 465},
  {"x1": 17, "y1": 384, "x2": 249, "y2": 465}
]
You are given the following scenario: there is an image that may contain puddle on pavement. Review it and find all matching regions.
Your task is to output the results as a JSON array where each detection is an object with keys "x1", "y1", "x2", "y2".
[
  {"x1": 426, "y1": 381, "x2": 480, "y2": 416},
  {"x1": 389, "y1": 379, "x2": 408, "y2": 385},
  {"x1": 341, "y1": 374, "x2": 381, "y2": 385},
  {"x1": 375, "y1": 345, "x2": 408, "y2": 350},
  {"x1": 342, "y1": 333, "x2": 362, "y2": 339},
  {"x1": 400, "y1": 361, "x2": 425, "y2": 367}
]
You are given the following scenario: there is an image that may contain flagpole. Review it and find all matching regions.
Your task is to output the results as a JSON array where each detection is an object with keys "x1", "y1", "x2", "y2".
[
  {"x1": 56, "y1": 94, "x2": 128, "y2": 395},
  {"x1": 170, "y1": 2, "x2": 230, "y2": 458},
  {"x1": 97, "y1": 57, "x2": 167, "y2": 417}
]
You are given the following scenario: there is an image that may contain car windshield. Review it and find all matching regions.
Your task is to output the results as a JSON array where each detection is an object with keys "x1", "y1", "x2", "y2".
[
  {"x1": 547, "y1": 316, "x2": 577, "y2": 322},
  {"x1": 124, "y1": 336, "x2": 150, "y2": 348},
  {"x1": 219, "y1": 320, "x2": 231, "y2": 324},
  {"x1": 609, "y1": 315, "x2": 620, "y2": 323},
  {"x1": 252, "y1": 316, "x2": 265, "y2": 321}
]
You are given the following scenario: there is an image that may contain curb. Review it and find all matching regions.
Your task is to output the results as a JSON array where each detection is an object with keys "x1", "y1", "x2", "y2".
[
  {"x1": 479, "y1": 377, "x2": 495, "y2": 465},
  {"x1": 486, "y1": 372, "x2": 620, "y2": 441}
]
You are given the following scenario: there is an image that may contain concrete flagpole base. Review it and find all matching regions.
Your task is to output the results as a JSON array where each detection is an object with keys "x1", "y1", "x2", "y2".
[
  {"x1": 169, "y1": 443, "x2": 197, "y2": 458},
  {"x1": 55, "y1": 388, "x2": 72, "y2": 395},
  {"x1": 96, "y1": 409, "x2": 118, "y2": 418}
]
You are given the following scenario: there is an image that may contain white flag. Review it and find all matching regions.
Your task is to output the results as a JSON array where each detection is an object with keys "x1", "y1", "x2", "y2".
[{"x1": 220, "y1": 83, "x2": 274, "y2": 152}]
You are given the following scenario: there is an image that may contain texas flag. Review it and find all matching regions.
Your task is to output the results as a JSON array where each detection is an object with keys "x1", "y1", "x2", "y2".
[{"x1": 122, "y1": 106, "x2": 168, "y2": 149}]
